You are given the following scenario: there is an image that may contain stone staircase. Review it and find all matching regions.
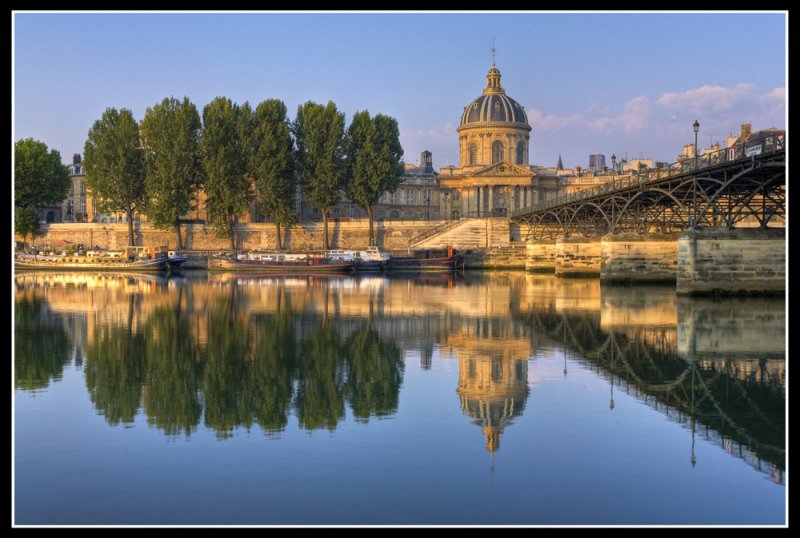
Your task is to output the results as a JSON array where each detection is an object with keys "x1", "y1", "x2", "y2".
[{"x1": 410, "y1": 218, "x2": 511, "y2": 249}]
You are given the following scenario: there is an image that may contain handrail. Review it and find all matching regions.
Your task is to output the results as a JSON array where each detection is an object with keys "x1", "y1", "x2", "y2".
[{"x1": 409, "y1": 218, "x2": 465, "y2": 246}]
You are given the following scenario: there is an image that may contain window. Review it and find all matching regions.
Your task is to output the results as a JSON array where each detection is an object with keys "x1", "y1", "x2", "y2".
[
  {"x1": 468, "y1": 143, "x2": 478, "y2": 165},
  {"x1": 516, "y1": 141, "x2": 525, "y2": 164},
  {"x1": 405, "y1": 190, "x2": 414, "y2": 205},
  {"x1": 492, "y1": 141, "x2": 504, "y2": 164}
]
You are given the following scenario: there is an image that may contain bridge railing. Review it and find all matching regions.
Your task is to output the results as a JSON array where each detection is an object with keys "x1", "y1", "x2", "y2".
[{"x1": 511, "y1": 141, "x2": 784, "y2": 218}]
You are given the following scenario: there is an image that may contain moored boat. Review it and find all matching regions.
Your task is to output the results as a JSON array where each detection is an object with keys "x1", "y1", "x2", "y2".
[
  {"x1": 14, "y1": 246, "x2": 170, "y2": 272},
  {"x1": 208, "y1": 251, "x2": 355, "y2": 272},
  {"x1": 385, "y1": 246, "x2": 464, "y2": 271},
  {"x1": 325, "y1": 246, "x2": 391, "y2": 271},
  {"x1": 166, "y1": 250, "x2": 189, "y2": 270}
]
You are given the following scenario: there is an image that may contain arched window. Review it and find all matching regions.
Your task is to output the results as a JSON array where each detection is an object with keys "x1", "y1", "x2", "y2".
[
  {"x1": 516, "y1": 141, "x2": 525, "y2": 164},
  {"x1": 492, "y1": 141, "x2": 504, "y2": 164},
  {"x1": 468, "y1": 143, "x2": 478, "y2": 165}
]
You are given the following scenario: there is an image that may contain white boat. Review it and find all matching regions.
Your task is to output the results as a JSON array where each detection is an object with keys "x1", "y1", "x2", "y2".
[{"x1": 326, "y1": 246, "x2": 390, "y2": 270}]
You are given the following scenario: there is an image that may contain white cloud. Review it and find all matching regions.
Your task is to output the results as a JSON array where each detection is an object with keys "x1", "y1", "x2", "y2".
[{"x1": 525, "y1": 82, "x2": 784, "y2": 136}]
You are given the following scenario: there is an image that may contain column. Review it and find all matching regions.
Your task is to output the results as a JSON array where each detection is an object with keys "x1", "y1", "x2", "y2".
[{"x1": 487, "y1": 186, "x2": 494, "y2": 217}]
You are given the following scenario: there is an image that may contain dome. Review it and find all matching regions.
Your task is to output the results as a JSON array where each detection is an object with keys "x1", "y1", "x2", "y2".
[{"x1": 459, "y1": 65, "x2": 529, "y2": 127}]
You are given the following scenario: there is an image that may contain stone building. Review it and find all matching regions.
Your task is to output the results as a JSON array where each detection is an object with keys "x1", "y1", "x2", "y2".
[{"x1": 437, "y1": 63, "x2": 560, "y2": 219}]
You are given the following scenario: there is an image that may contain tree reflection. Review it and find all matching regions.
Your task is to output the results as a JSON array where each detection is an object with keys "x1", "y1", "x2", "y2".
[
  {"x1": 14, "y1": 298, "x2": 71, "y2": 391},
  {"x1": 16, "y1": 278, "x2": 408, "y2": 438},
  {"x1": 344, "y1": 326, "x2": 404, "y2": 422},
  {"x1": 84, "y1": 323, "x2": 147, "y2": 425},
  {"x1": 294, "y1": 321, "x2": 346, "y2": 431},
  {"x1": 241, "y1": 307, "x2": 297, "y2": 434},
  {"x1": 203, "y1": 292, "x2": 250, "y2": 439},
  {"x1": 142, "y1": 307, "x2": 202, "y2": 437}
]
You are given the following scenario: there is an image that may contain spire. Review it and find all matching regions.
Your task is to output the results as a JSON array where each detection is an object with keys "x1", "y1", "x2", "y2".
[{"x1": 557, "y1": 152, "x2": 564, "y2": 170}]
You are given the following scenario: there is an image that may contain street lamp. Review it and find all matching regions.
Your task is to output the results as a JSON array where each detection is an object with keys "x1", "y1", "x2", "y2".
[
  {"x1": 610, "y1": 153, "x2": 616, "y2": 175},
  {"x1": 424, "y1": 192, "x2": 431, "y2": 220},
  {"x1": 693, "y1": 120, "x2": 700, "y2": 169}
]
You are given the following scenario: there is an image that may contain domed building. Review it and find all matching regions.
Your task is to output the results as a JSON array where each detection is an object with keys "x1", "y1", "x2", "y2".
[
  {"x1": 457, "y1": 64, "x2": 531, "y2": 167},
  {"x1": 438, "y1": 63, "x2": 560, "y2": 220}
]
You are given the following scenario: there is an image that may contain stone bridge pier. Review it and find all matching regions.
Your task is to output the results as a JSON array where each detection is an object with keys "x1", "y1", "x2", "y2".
[
  {"x1": 600, "y1": 232, "x2": 679, "y2": 284},
  {"x1": 676, "y1": 227, "x2": 785, "y2": 296}
]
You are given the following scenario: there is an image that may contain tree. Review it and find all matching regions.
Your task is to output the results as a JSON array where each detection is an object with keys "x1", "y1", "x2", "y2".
[
  {"x1": 248, "y1": 99, "x2": 296, "y2": 250},
  {"x1": 83, "y1": 108, "x2": 146, "y2": 246},
  {"x1": 200, "y1": 97, "x2": 253, "y2": 251},
  {"x1": 140, "y1": 97, "x2": 203, "y2": 251},
  {"x1": 345, "y1": 111, "x2": 404, "y2": 245},
  {"x1": 14, "y1": 138, "x2": 70, "y2": 248},
  {"x1": 293, "y1": 101, "x2": 346, "y2": 250}
]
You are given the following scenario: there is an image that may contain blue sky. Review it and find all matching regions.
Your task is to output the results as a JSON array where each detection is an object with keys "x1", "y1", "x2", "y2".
[{"x1": 13, "y1": 11, "x2": 786, "y2": 171}]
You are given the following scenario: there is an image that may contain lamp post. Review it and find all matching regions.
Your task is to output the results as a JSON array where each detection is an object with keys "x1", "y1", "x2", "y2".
[
  {"x1": 424, "y1": 192, "x2": 431, "y2": 220},
  {"x1": 611, "y1": 153, "x2": 616, "y2": 175},
  {"x1": 692, "y1": 120, "x2": 700, "y2": 227}
]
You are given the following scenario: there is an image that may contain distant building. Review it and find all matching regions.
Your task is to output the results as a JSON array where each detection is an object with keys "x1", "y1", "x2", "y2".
[
  {"x1": 588, "y1": 153, "x2": 605, "y2": 172},
  {"x1": 62, "y1": 154, "x2": 92, "y2": 223}
]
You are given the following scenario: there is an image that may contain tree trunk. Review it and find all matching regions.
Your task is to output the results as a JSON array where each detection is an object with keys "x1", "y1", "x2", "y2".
[
  {"x1": 229, "y1": 215, "x2": 237, "y2": 252},
  {"x1": 275, "y1": 220, "x2": 282, "y2": 250},
  {"x1": 367, "y1": 206, "x2": 374, "y2": 246},
  {"x1": 126, "y1": 208, "x2": 135, "y2": 246},
  {"x1": 322, "y1": 210, "x2": 329, "y2": 250},
  {"x1": 175, "y1": 219, "x2": 183, "y2": 251}
]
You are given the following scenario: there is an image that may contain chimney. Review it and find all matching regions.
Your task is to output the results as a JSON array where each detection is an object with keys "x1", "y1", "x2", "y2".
[
  {"x1": 73, "y1": 153, "x2": 81, "y2": 165},
  {"x1": 740, "y1": 123, "x2": 752, "y2": 142}
]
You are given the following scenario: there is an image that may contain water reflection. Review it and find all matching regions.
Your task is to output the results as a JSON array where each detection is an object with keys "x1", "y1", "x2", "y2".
[
  {"x1": 514, "y1": 278, "x2": 785, "y2": 480},
  {"x1": 14, "y1": 271, "x2": 784, "y2": 483}
]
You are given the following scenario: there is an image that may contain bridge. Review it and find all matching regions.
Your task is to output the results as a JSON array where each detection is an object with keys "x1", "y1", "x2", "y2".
[
  {"x1": 511, "y1": 146, "x2": 785, "y2": 239},
  {"x1": 510, "y1": 145, "x2": 785, "y2": 293}
]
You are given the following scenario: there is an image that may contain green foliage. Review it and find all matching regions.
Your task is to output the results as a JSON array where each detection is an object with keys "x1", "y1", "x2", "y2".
[
  {"x1": 249, "y1": 99, "x2": 296, "y2": 226},
  {"x1": 345, "y1": 111, "x2": 404, "y2": 244},
  {"x1": 293, "y1": 101, "x2": 346, "y2": 249},
  {"x1": 14, "y1": 298, "x2": 71, "y2": 391},
  {"x1": 140, "y1": 97, "x2": 203, "y2": 249},
  {"x1": 14, "y1": 207, "x2": 40, "y2": 244},
  {"x1": 14, "y1": 138, "x2": 70, "y2": 240},
  {"x1": 83, "y1": 107, "x2": 146, "y2": 246},
  {"x1": 14, "y1": 138, "x2": 71, "y2": 209},
  {"x1": 200, "y1": 97, "x2": 253, "y2": 250}
]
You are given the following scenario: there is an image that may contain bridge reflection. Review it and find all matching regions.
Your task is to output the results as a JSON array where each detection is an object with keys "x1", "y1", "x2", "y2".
[
  {"x1": 14, "y1": 272, "x2": 784, "y2": 481},
  {"x1": 514, "y1": 280, "x2": 785, "y2": 481}
]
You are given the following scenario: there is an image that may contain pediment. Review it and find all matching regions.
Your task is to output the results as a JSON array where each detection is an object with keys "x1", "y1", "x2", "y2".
[{"x1": 470, "y1": 162, "x2": 535, "y2": 177}]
